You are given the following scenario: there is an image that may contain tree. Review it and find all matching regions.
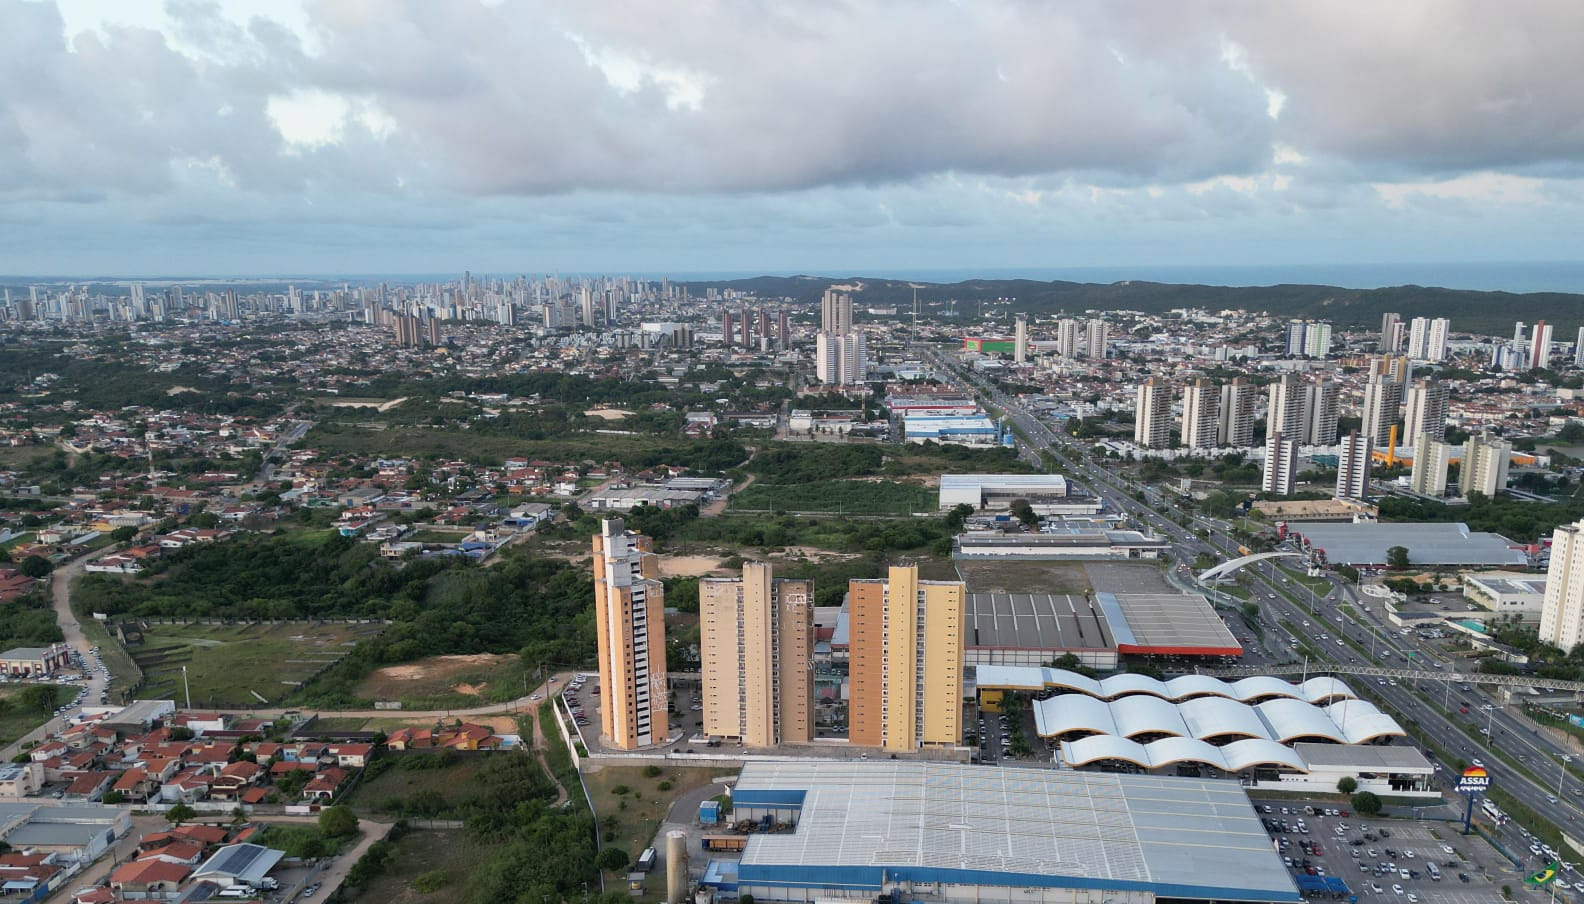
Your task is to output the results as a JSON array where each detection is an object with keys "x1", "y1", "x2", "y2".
[
  {"x1": 1350, "y1": 791, "x2": 1382, "y2": 817},
  {"x1": 101, "y1": 790, "x2": 125, "y2": 804},
  {"x1": 597, "y1": 847, "x2": 630, "y2": 872},
  {"x1": 944, "y1": 503, "x2": 975, "y2": 531},
  {"x1": 17, "y1": 556, "x2": 52, "y2": 579},
  {"x1": 1008, "y1": 498, "x2": 1038, "y2": 529},
  {"x1": 1337, "y1": 776, "x2": 1358, "y2": 795},
  {"x1": 166, "y1": 803, "x2": 197, "y2": 825},
  {"x1": 109, "y1": 526, "x2": 138, "y2": 543},
  {"x1": 319, "y1": 805, "x2": 359, "y2": 838},
  {"x1": 1386, "y1": 546, "x2": 1410, "y2": 570}
]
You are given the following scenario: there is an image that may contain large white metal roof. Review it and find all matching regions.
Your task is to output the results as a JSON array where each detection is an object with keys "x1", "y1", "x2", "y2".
[{"x1": 731, "y1": 760, "x2": 1300, "y2": 903}]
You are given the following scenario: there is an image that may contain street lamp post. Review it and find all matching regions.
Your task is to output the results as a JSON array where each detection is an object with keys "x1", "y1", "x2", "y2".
[{"x1": 1560, "y1": 755, "x2": 1574, "y2": 801}]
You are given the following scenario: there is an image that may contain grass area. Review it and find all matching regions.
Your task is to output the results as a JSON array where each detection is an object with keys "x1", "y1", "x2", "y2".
[
  {"x1": 77, "y1": 617, "x2": 141, "y2": 700},
  {"x1": 345, "y1": 753, "x2": 492, "y2": 818},
  {"x1": 342, "y1": 829, "x2": 494, "y2": 904},
  {"x1": 126, "y1": 621, "x2": 386, "y2": 706},
  {"x1": 0, "y1": 532, "x2": 35, "y2": 550},
  {"x1": 306, "y1": 716, "x2": 372, "y2": 733},
  {"x1": 408, "y1": 529, "x2": 473, "y2": 543},
  {"x1": 731, "y1": 480, "x2": 935, "y2": 515},
  {"x1": 0, "y1": 685, "x2": 70, "y2": 747},
  {"x1": 303, "y1": 422, "x2": 680, "y2": 464},
  {"x1": 581, "y1": 764, "x2": 727, "y2": 893},
  {"x1": 954, "y1": 559, "x2": 1091, "y2": 594},
  {"x1": 352, "y1": 653, "x2": 529, "y2": 710}
]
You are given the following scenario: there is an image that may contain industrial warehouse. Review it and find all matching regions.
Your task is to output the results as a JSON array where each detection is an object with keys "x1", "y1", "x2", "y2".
[
  {"x1": 961, "y1": 592, "x2": 1242, "y2": 669},
  {"x1": 698, "y1": 760, "x2": 1302, "y2": 904}
]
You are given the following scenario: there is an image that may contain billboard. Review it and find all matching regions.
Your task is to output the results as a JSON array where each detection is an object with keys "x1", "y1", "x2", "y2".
[{"x1": 1457, "y1": 766, "x2": 1491, "y2": 793}]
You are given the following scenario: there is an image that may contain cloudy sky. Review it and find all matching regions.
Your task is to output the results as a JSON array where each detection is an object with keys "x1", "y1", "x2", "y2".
[{"x1": 4, "y1": 0, "x2": 1584, "y2": 279}]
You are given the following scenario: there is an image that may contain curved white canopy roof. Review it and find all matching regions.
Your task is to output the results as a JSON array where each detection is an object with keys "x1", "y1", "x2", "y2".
[
  {"x1": 1033, "y1": 692, "x2": 1404, "y2": 745},
  {"x1": 975, "y1": 666, "x2": 1358, "y2": 704},
  {"x1": 1059, "y1": 735, "x2": 1310, "y2": 772}
]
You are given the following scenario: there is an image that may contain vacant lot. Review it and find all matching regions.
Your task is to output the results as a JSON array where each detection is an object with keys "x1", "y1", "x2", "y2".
[
  {"x1": 731, "y1": 480, "x2": 935, "y2": 515},
  {"x1": 340, "y1": 829, "x2": 492, "y2": 904},
  {"x1": 345, "y1": 754, "x2": 492, "y2": 818},
  {"x1": 955, "y1": 559, "x2": 1092, "y2": 594},
  {"x1": 126, "y1": 622, "x2": 385, "y2": 706},
  {"x1": 0, "y1": 685, "x2": 70, "y2": 748},
  {"x1": 582, "y1": 764, "x2": 727, "y2": 871},
  {"x1": 354, "y1": 653, "x2": 523, "y2": 706}
]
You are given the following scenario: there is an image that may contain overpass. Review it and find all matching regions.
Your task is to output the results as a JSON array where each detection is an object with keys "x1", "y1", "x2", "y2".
[
  {"x1": 1198, "y1": 665, "x2": 1584, "y2": 694},
  {"x1": 1197, "y1": 550, "x2": 1306, "y2": 583}
]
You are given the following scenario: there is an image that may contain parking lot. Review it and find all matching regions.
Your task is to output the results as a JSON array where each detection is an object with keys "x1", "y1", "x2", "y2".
[{"x1": 1252, "y1": 797, "x2": 1558, "y2": 903}]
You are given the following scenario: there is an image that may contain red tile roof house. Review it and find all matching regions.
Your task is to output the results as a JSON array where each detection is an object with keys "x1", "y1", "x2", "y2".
[
  {"x1": 302, "y1": 767, "x2": 349, "y2": 802},
  {"x1": 110, "y1": 859, "x2": 192, "y2": 898},
  {"x1": 111, "y1": 767, "x2": 153, "y2": 802},
  {"x1": 209, "y1": 761, "x2": 266, "y2": 801}
]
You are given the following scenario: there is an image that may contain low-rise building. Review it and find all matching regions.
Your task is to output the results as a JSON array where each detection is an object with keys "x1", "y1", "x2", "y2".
[
  {"x1": 1463, "y1": 572, "x2": 1546, "y2": 622},
  {"x1": 0, "y1": 643, "x2": 73, "y2": 677}
]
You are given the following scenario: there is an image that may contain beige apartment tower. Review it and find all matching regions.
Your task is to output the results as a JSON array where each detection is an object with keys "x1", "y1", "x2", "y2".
[
  {"x1": 1181, "y1": 378, "x2": 1220, "y2": 450},
  {"x1": 699, "y1": 563, "x2": 814, "y2": 748},
  {"x1": 592, "y1": 519, "x2": 669, "y2": 750},
  {"x1": 1134, "y1": 377, "x2": 1171, "y2": 449},
  {"x1": 1541, "y1": 518, "x2": 1584, "y2": 653},
  {"x1": 848, "y1": 565, "x2": 964, "y2": 752}
]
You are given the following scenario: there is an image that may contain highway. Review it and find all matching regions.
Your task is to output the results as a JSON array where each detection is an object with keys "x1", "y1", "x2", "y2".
[{"x1": 921, "y1": 345, "x2": 1581, "y2": 851}]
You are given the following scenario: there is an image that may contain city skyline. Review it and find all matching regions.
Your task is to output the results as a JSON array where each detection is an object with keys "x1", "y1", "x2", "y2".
[{"x1": 5, "y1": 2, "x2": 1584, "y2": 279}]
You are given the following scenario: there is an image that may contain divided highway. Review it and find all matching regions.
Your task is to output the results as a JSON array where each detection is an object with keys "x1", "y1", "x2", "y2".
[{"x1": 921, "y1": 346, "x2": 1582, "y2": 843}]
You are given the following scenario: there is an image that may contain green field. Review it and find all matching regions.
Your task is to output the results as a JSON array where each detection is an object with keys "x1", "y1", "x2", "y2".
[
  {"x1": 126, "y1": 622, "x2": 386, "y2": 706},
  {"x1": 731, "y1": 480, "x2": 934, "y2": 515},
  {"x1": 345, "y1": 754, "x2": 492, "y2": 818},
  {"x1": 0, "y1": 685, "x2": 71, "y2": 748},
  {"x1": 342, "y1": 828, "x2": 494, "y2": 904}
]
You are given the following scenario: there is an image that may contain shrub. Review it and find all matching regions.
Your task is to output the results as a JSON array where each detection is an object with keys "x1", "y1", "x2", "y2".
[{"x1": 412, "y1": 869, "x2": 448, "y2": 893}]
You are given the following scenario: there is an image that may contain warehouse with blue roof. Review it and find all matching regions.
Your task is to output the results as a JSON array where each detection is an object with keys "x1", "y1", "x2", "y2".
[{"x1": 702, "y1": 760, "x2": 1301, "y2": 904}]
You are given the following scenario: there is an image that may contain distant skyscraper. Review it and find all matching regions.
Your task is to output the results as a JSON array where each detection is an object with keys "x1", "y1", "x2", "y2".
[
  {"x1": 1402, "y1": 379, "x2": 1450, "y2": 446},
  {"x1": 1285, "y1": 320, "x2": 1307, "y2": 356},
  {"x1": 593, "y1": 519, "x2": 668, "y2": 750},
  {"x1": 1056, "y1": 319, "x2": 1081, "y2": 359},
  {"x1": 1262, "y1": 431, "x2": 1300, "y2": 496},
  {"x1": 816, "y1": 290, "x2": 866, "y2": 385},
  {"x1": 1335, "y1": 431, "x2": 1371, "y2": 500},
  {"x1": 721, "y1": 310, "x2": 735, "y2": 347},
  {"x1": 1303, "y1": 322, "x2": 1332, "y2": 358},
  {"x1": 700, "y1": 563, "x2": 813, "y2": 748},
  {"x1": 1181, "y1": 379, "x2": 1221, "y2": 450},
  {"x1": 821, "y1": 289, "x2": 852, "y2": 333},
  {"x1": 1134, "y1": 377, "x2": 1171, "y2": 449},
  {"x1": 1304, "y1": 378, "x2": 1340, "y2": 446},
  {"x1": 1361, "y1": 375, "x2": 1402, "y2": 447},
  {"x1": 1267, "y1": 373, "x2": 1307, "y2": 441},
  {"x1": 1406, "y1": 317, "x2": 1449, "y2": 362},
  {"x1": 1576, "y1": 327, "x2": 1584, "y2": 368},
  {"x1": 1540, "y1": 518, "x2": 1584, "y2": 653},
  {"x1": 1218, "y1": 378, "x2": 1256, "y2": 448},
  {"x1": 1530, "y1": 321, "x2": 1554, "y2": 370},
  {"x1": 1410, "y1": 435, "x2": 1452, "y2": 497},
  {"x1": 1461, "y1": 432, "x2": 1512, "y2": 497},
  {"x1": 1085, "y1": 319, "x2": 1108, "y2": 359},
  {"x1": 1380, "y1": 312, "x2": 1402, "y2": 351},
  {"x1": 1014, "y1": 315, "x2": 1028, "y2": 366},
  {"x1": 847, "y1": 565, "x2": 964, "y2": 752}
]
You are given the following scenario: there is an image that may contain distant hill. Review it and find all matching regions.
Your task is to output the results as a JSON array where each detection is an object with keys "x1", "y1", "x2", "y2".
[{"x1": 681, "y1": 275, "x2": 1584, "y2": 337}]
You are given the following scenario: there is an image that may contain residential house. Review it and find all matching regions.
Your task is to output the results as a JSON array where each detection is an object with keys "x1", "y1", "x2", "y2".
[{"x1": 109, "y1": 858, "x2": 192, "y2": 899}]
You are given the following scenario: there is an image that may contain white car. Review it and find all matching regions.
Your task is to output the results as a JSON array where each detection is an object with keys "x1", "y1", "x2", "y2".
[{"x1": 1392, "y1": 885, "x2": 1404, "y2": 896}]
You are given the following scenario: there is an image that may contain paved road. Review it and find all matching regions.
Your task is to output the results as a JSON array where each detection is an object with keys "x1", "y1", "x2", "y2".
[{"x1": 924, "y1": 345, "x2": 1584, "y2": 844}]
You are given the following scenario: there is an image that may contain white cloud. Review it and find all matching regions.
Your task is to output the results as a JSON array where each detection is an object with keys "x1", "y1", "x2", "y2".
[{"x1": 266, "y1": 89, "x2": 351, "y2": 150}]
